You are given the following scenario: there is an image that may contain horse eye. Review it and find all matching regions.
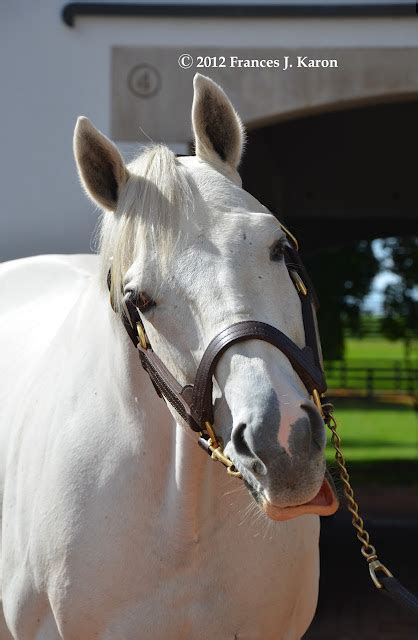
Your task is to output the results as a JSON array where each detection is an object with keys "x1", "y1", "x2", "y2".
[
  {"x1": 269, "y1": 239, "x2": 286, "y2": 262},
  {"x1": 126, "y1": 290, "x2": 156, "y2": 312}
]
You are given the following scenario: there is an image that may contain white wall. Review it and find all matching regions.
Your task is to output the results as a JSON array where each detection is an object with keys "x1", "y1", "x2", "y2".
[{"x1": 0, "y1": 0, "x2": 415, "y2": 260}]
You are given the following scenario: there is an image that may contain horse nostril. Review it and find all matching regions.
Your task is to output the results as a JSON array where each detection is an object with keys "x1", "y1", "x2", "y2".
[
  {"x1": 232, "y1": 423, "x2": 251, "y2": 456},
  {"x1": 301, "y1": 402, "x2": 326, "y2": 451},
  {"x1": 251, "y1": 460, "x2": 266, "y2": 475},
  {"x1": 232, "y1": 423, "x2": 267, "y2": 476}
]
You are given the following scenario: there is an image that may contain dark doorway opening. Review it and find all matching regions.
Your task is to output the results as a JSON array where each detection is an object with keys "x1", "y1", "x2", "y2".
[{"x1": 241, "y1": 100, "x2": 418, "y2": 256}]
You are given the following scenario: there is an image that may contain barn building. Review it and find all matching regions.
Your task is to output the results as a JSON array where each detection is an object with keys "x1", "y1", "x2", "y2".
[{"x1": 1, "y1": 1, "x2": 417, "y2": 260}]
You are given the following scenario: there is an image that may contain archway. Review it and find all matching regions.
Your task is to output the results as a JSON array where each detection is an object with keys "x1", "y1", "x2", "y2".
[{"x1": 241, "y1": 99, "x2": 418, "y2": 256}]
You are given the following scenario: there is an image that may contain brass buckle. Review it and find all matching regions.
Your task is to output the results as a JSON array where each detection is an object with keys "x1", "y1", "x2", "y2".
[
  {"x1": 136, "y1": 322, "x2": 148, "y2": 350},
  {"x1": 289, "y1": 270, "x2": 308, "y2": 296}
]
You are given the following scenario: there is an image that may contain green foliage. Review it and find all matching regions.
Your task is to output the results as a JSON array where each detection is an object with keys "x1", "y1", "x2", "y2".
[{"x1": 304, "y1": 241, "x2": 379, "y2": 359}]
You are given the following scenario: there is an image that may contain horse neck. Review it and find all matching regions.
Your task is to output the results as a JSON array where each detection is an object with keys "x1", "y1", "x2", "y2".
[{"x1": 84, "y1": 280, "x2": 231, "y2": 539}]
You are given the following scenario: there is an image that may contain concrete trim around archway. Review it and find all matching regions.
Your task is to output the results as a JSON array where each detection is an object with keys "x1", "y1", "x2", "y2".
[
  {"x1": 244, "y1": 90, "x2": 418, "y2": 131},
  {"x1": 111, "y1": 46, "x2": 418, "y2": 142}
]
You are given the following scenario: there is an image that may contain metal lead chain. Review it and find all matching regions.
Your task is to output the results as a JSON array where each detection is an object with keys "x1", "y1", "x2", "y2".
[{"x1": 322, "y1": 402, "x2": 393, "y2": 590}]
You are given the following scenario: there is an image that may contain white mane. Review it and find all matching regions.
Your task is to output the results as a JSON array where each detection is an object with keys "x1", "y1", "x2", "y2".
[{"x1": 98, "y1": 144, "x2": 194, "y2": 313}]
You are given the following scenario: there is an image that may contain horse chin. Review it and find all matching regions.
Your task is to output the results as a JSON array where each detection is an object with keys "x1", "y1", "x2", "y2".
[
  {"x1": 245, "y1": 474, "x2": 339, "y2": 522},
  {"x1": 262, "y1": 477, "x2": 339, "y2": 522}
]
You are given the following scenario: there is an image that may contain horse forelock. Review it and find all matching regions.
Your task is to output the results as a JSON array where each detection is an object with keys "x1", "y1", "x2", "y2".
[{"x1": 97, "y1": 144, "x2": 194, "y2": 315}]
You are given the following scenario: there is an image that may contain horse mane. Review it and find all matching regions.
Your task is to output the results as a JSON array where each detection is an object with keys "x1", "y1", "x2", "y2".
[{"x1": 97, "y1": 144, "x2": 194, "y2": 314}]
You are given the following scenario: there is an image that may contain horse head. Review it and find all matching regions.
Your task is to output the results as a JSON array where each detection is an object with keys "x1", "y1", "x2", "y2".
[{"x1": 73, "y1": 73, "x2": 338, "y2": 522}]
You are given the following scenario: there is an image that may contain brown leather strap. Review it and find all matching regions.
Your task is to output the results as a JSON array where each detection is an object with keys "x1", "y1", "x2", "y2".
[
  {"x1": 190, "y1": 320, "x2": 326, "y2": 428},
  {"x1": 285, "y1": 246, "x2": 320, "y2": 311},
  {"x1": 136, "y1": 344, "x2": 201, "y2": 431}
]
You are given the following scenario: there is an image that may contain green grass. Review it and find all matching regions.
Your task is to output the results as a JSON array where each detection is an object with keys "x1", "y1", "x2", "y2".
[
  {"x1": 325, "y1": 400, "x2": 417, "y2": 462},
  {"x1": 321, "y1": 337, "x2": 418, "y2": 484},
  {"x1": 345, "y1": 337, "x2": 418, "y2": 362},
  {"x1": 325, "y1": 399, "x2": 418, "y2": 485}
]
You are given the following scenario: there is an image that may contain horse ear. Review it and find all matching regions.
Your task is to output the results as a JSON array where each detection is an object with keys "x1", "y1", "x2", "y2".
[
  {"x1": 192, "y1": 74, "x2": 245, "y2": 171},
  {"x1": 73, "y1": 117, "x2": 128, "y2": 212}
]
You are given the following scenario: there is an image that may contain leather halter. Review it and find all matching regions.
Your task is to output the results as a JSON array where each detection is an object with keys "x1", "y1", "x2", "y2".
[
  {"x1": 108, "y1": 224, "x2": 418, "y2": 619},
  {"x1": 108, "y1": 227, "x2": 326, "y2": 477}
]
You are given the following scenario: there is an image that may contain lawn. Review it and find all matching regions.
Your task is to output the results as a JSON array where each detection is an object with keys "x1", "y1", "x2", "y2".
[
  {"x1": 325, "y1": 400, "x2": 417, "y2": 462},
  {"x1": 324, "y1": 398, "x2": 418, "y2": 485},
  {"x1": 321, "y1": 336, "x2": 418, "y2": 485},
  {"x1": 345, "y1": 337, "x2": 418, "y2": 362}
]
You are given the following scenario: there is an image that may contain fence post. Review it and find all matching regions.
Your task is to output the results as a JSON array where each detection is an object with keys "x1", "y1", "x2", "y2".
[
  {"x1": 366, "y1": 368, "x2": 374, "y2": 398},
  {"x1": 340, "y1": 361, "x2": 347, "y2": 388},
  {"x1": 407, "y1": 370, "x2": 414, "y2": 396}
]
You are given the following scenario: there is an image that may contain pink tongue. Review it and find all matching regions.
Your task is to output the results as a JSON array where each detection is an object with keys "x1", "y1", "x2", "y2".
[
  {"x1": 262, "y1": 479, "x2": 339, "y2": 522},
  {"x1": 306, "y1": 479, "x2": 336, "y2": 507}
]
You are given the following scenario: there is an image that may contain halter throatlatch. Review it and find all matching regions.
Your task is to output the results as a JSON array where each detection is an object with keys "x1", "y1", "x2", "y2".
[{"x1": 108, "y1": 224, "x2": 418, "y2": 619}]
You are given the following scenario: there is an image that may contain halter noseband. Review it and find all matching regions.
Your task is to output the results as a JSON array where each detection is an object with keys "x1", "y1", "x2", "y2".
[{"x1": 107, "y1": 226, "x2": 326, "y2": 478}]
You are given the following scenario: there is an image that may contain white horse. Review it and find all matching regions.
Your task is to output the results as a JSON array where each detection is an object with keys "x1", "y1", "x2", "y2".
[{"x1": 0, "y1": 74, "x2": 338, "y2": 640}]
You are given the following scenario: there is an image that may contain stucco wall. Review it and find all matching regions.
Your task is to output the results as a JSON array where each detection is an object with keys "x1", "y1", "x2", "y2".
[{"x1": 0, "y1": 0, "x2": 416, "y2": 259}]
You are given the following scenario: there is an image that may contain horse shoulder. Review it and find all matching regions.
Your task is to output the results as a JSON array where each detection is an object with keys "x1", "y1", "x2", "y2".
[
  {"x1": 0, "y1": 254, "x2": 99, "y2": 481},
  {"x1": 0, "y1": 272, "x2": 163, "y2": 636}
]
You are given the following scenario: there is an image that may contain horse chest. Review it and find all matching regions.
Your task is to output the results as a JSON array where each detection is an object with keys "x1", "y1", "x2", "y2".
[
  {"x1": 86, "y1": 551, "x2": 318, "y2": 640},
  {"x1": 50, "y1": 520, "x2": 319, "y2": 640}
]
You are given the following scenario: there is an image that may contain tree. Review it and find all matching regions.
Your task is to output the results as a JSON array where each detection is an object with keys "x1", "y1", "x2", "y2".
[
  {"x1": 304, "y1": 241, "x2": 379, "y2": 360},
  {"x1": 380, "y1": 237, "x2": 418, "y2": 362}
]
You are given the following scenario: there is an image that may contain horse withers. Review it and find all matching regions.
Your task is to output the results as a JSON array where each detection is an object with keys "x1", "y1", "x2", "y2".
[{"x1": 0, "y1": 74, "x2": 337, "y2": 639}]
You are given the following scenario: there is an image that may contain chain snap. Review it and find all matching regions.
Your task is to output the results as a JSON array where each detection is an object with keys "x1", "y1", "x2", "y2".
[
  {"x1": 369, "y1": 560, "x2": 393, "y2": 589},
  {"x1": 202, "y1": 422, "x2": 242, "y2": 479}
]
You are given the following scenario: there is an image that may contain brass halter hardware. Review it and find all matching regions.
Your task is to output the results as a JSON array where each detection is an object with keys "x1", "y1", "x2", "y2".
[
  {"x1": 290, "y1": 270, "x2": 308, "y2": 297},
  {"x1": 204, "y1": 421, "x2": 220, "y2": 448},
  {"x1": 279, "y1": 222, "x2": 299, "y2": 251},
  {"x1": 203, "y1": 421, "x2": 242, "y2": 478},
  {"x1": 311, "y1": 388, "x2": 323, "y2": 414},
  {"x1": 136, "y1": 322, "x2": 148, "y2": 350}
]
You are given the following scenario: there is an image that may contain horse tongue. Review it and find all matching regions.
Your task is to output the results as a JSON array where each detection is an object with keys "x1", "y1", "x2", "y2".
[
  {"x1": 262, "y1": 478, "x2": 339, "y2": 522},
  {"x1": 305, "y1": 478, "x2": 337, "y2": 508}
]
